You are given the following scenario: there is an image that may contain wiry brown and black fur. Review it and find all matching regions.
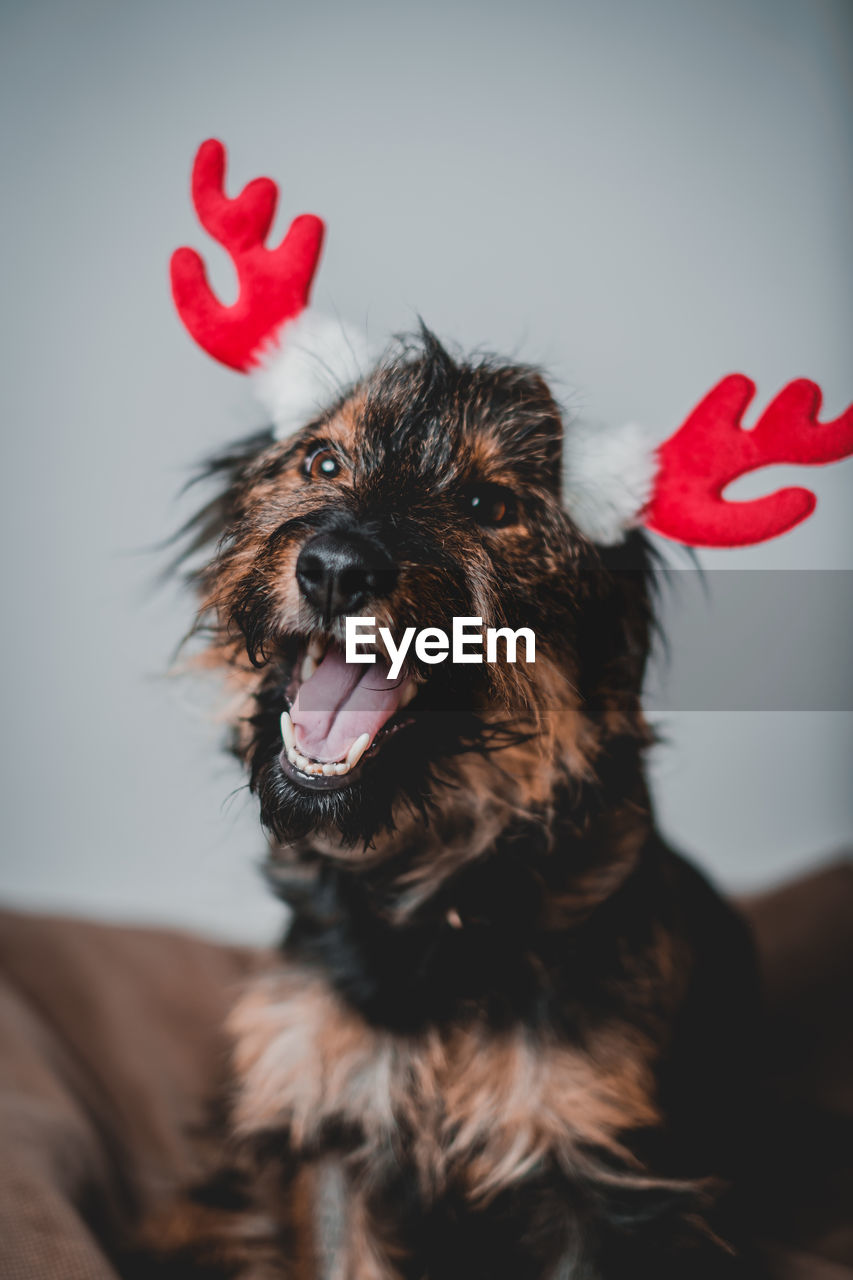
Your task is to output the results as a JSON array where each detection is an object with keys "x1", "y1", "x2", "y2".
[{"x1": 139, "y1": 330, "x2": 762, "y2": 1278}]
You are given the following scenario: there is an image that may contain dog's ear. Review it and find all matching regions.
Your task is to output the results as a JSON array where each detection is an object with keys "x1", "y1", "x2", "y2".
[{"x1": 574, "y1": 531, "x2": 658, "y2": 711}]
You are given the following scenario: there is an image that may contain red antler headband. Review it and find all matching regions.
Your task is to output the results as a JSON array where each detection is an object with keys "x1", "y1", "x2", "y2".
[
  {"x1": 643, "y1": 375, "x2": 853, "y2": 547},
  {"x1": 170, "y1": 138, "x2": 369, "y2": 435},
  {"x1": 170, "y1": 138, "x2": 325, "y2": 371},
  {"x1": 172, "y1": 140, "x2": 853, "y2": 548}
]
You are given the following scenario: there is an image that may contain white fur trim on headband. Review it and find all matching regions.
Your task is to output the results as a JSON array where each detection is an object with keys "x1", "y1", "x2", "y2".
[
  {"x1": 563, "y1": 419, "x2": 658, "y2": 545},
  {"x1": 251, "y1": 310, "x2": 375, "y2": 439}
]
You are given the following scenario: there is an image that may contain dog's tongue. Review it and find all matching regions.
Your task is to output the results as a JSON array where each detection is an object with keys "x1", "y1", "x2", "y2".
[{"x1": 291, "y1": 643, "x2": 406, "y2": 763}]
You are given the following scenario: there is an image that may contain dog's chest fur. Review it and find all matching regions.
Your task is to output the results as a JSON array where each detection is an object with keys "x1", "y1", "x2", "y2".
[{"x1": 228, "y1": 964, "x2": 659, "y2": 1204}]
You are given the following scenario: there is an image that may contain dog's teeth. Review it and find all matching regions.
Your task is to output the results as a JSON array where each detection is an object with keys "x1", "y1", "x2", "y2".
[
  {"x1": 307, "y1": 635, "x2": 325, "y2": 662},
  {"x1": 346, "y1": 733, "x2": 371, "y2": 769},
  {"x1": 283, "y1": 727, "x2": 370, "y2": 778},
  {"x1": 400, "y1": 679, "x2": 417, "y2": 708},
  {"x1": 301, "y1": 653, "x2": 317, "y2": 682}
]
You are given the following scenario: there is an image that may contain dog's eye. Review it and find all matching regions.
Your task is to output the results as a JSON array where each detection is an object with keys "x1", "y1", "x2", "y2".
[
  {"x1": 462, "y1": 484, "x2": 518, "y2": 528},
  {"x1": 303, "y1": 445, "x2": 341, "y2": 480}
]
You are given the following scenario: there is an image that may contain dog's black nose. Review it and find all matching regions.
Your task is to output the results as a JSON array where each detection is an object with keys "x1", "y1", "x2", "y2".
[{"x1": 296, "y1": 533, "x2": 397, "y2": 620}]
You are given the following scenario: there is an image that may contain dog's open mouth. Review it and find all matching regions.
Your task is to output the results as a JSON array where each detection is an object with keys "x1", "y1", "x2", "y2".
[{"x1": 279, "y1": 635, "x2": 418, "y2": 790}]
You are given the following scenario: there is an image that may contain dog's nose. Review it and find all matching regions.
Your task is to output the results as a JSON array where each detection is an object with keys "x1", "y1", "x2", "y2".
[{"x1": 295, "y1": 533, "x2": 397, "y2": 620}]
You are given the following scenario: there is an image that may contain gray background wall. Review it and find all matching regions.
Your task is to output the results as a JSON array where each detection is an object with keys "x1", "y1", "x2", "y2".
[{"x1": 1, "y1": 0, "x2": 850, "y2": 943}]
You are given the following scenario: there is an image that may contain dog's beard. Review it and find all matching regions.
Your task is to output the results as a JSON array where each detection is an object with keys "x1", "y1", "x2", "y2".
[{"x1": 255, "y1": 713, "x2": 514, "y2": 848}]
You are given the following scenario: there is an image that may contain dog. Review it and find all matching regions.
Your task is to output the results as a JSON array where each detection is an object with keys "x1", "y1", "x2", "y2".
[{"x1": 140, "y1": 328, "x2": 761, "y2": 1279}]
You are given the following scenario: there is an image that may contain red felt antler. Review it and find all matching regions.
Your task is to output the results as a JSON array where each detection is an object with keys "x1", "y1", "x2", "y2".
[
  {"x1": 170, "y1": 139, "x2": 325, "y2": 372},
  {"x1": 643, "y1": 375, "x2": 853, "y2": 547}
]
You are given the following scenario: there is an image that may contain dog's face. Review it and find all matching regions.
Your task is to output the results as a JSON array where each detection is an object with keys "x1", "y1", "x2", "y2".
[{"x1": 186, "y1": 332, "x2": 653, "y2": 853}]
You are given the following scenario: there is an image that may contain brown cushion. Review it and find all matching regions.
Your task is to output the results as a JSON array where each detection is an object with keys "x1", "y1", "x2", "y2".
[{"x1": 0, "y1": 911, "x2": 261, "y2": 1278}]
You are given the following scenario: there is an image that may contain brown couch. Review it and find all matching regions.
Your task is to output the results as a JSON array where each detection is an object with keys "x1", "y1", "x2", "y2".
[{"x1": 1, "y1": 861, "x2": 850, "y2": 1279}]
